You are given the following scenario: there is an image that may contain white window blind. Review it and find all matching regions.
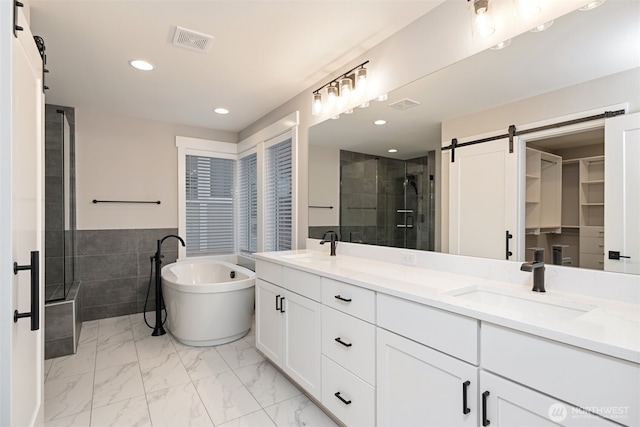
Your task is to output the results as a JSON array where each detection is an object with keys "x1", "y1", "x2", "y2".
[
  {"x1": 264, "y1": 138, "x2": 292, "y2": 252},
  {"x1": 185, "y1": 155, "x2": 235, "y2": 256},
  {"x1": 238, "y1": 153, "x2": 258, "y2": 255}
]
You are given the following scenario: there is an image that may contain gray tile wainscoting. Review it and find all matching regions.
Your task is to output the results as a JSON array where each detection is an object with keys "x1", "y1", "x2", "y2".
[
  {"x1": 77, "y1": 228, "x2": 179, "y2": 321},
  {"x1": 45, "y1": 282, "x2": 82, "y2": 359}
]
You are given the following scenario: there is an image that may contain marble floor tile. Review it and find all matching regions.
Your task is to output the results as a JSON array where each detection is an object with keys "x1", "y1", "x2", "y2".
[
  {"x1": 92, "y1": 361, "x2": 145, "y2": 408},
  {"x1": 218, "y1": 409, "x2": 277, "y2": 427},
  {"x1": 216, "y1": 337, "x2": 265, "y2": 370},
  {"x1": 134, "y1": 334, "x2": 176, "y2": 360},
  {"x1": 147, "y1": 382, "x2": 213, "y2": 427},
  {"x1": 47, "y1": 348, "x2": 97, "y2": 381},
  {"x1": 234, "y1": 361, "x2": 301, "y2": 407},
  {"x1": 45, "y1": 371, "x2": 94, "y2": 422},
  {"x1": 89, "y1": 396, "x2": 151, "y2": 427},
  {"x1": 129, "y1": 312, "x2": 157, "y2": 340},
  {"x1": 139, "y1": 353, "x2": 190, "y2": 393},
  {"x1": 45, "y1": 410, "x2": 91, "y2": 427},
  {"x1": 95, "y1": 339, "x2": 138, "y2": 370},
  {"x1": 264, "y1": 395, "x2": 338, "y2": 427},
  {"x1": 179, "y1": 347, "x2": 231, "y2": 381},
  {"x1": 97, "y1": 316, "x2": 131, "y2": 339},
  {"x1": 193, "y1": 371, "x2": 262, "y2": 425},
  {"x1": 44, "y1": 358, "x2": 53, "y2": 382},
  {"x1": 168, "y1": 332, "x2": 195, "y2": 352}
]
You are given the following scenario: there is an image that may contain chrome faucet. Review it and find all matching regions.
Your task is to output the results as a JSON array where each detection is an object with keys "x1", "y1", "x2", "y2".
[
  {"x1": 320, "y1": 230, "x2": 339, "y2": 256},
  {"x1": 521, "y1": 247, "x2": 545, "y2": 293}
]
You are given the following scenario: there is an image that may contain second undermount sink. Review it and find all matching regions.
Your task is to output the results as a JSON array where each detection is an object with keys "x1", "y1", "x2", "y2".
[{"x1": 446, "y1": 285, "x2": 597, "y2": 321}]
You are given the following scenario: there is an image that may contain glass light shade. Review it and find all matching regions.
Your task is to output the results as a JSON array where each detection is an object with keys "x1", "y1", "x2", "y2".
[
  {"x1": 312, "y1": 93, "x2": 322, "y2": 116},
  {"x1": 472, "y1": 11, "x2": 495, "y2": 38},
  {"x1": 339, "y1": 77, "x2": 353, "y2": 99},
  {"x1": 355, "y1": 67, "x2": 368, "y2": 90},
  {"x1": 327, "y1": 84, "x2": 339, "y2": 104}
]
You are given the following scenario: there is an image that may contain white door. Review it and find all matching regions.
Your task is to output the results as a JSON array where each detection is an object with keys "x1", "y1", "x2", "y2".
[
  {"x1": 480, "y1": 371, "x2": 619, "y2": 426},
  {"x1": 283, "y1": 291, "x2": 321, "y2": 400},
  {"x1": 1, "y1": 7, "x2": 45, "y2": 427},
  {"x1": 604, "y1": 112, "x2": 640, "y2": 274},
  {"x1": 448, "y1": 138, "x2": 522, "y2": 261},
  {"x1": 255, "y1": 279, "x2": 284, "y2": 365},
  {"x1": 377, "y1": 328, "x2": 478, "y2": 426}
]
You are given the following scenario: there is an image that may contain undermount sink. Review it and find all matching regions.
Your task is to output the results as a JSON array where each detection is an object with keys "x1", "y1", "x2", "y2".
[
  {"x1": 446, "y1": 285, "x2": 597, "y2": 321},
  {"x1": 280, "y1": 253, "x2": 330, "y2": 263}
]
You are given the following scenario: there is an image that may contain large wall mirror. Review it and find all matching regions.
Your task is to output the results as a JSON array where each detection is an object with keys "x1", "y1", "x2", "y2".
[{"x1": 308, "y1": 0, "x2": 639, "y2": 274}]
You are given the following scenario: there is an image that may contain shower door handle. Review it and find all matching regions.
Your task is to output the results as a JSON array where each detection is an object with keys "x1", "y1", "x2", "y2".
[{"x1": 13, "y1": 250, "x2": 40, "y2": 331}]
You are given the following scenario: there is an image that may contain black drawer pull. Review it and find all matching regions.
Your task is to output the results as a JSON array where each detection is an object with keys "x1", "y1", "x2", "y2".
[
  {"x1": 279, "y1": 296, "x2": 285, "y2": 313},
  {"x1": 462, "y1": 380, "x2": 470, "y2": 415},
  {"x1": 482, "y1": 391, "x2": 490, "y2": 426},
  {"x1": 335, "y1": 337, "x2": 352, "y2": 347},
  {"x1": 334, "y1": 392, "x2": 352, "y2": 405},
  {"x1": 334, "y1": 295, "x2": 352, "y2": 302},
  {"x1": 275, "y1": 294, "x2": 281, "y2": 311}
]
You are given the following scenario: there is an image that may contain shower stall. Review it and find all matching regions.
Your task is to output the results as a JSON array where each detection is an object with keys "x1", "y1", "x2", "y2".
[{"x1": 340, "y1": 150, "x2": 435, "y2": 250}]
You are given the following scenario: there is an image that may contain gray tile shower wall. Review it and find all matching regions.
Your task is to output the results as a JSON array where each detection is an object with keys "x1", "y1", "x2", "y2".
[{"x1": 77, "y1": 228, "x2": 179, "y2": 321}]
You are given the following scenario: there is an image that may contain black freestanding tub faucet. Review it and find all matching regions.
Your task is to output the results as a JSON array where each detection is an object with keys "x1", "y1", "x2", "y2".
[{"x1": 152, "y1": 234, "x2": 186, "y2": 336}]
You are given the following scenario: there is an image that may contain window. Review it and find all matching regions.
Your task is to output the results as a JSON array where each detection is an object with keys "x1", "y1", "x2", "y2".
[
  {"x1": 185, "y1": 155, "x2": 235, "y2": 256},
  {"x1": 264, "y1": 137, "x2": 293, "y2": 252},
  {"x1": 238, "y1": 153, "x2": 257, "y2": 255}
]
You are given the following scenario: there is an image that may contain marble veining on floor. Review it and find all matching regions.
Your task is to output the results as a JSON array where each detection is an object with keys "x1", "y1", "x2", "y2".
[{"x1": 44, "y1": 313, "x2": 338, "y2": 427}]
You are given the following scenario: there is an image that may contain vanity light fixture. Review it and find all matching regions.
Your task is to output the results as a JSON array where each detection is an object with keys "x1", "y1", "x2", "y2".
[
  {"x1": 374, "y1": 119, "x2": 387, "y2": 125},
  {"x1": 490, "y1": 39, "x2": 512, "y2": 50},
  {"x1": 214, "y1": 108, "x2": 229, "y2": 115},
  {"x1": 530, "y1": 20, "x2": 553, "y2": 32},
  {"x1": 129, "y1": 59, "x2": 154, "y2": 71},
  {"x1": 579, "y1": 0, "x2": 606, "y2": 11},
  {"x1": 311, "y1": 60, "x2": 369, "y2": 116},
  {"x1": 468, "y1": 0, "x2": 495, "y2": 38}
]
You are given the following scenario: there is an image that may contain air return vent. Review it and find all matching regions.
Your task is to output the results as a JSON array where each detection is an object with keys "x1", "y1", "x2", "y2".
[
  {"x1": 172, "y1": 26, "x2": 213, "y2": 53},
  {"x1": 389, "y1": 98, "x2": 421, "y2": 111}
]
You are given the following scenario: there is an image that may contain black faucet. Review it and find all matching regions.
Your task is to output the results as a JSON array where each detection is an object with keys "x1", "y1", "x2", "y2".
[
  {"x1": 520, "y1": 247, "x2": 545, "y2": 292},
  {"x1": 152, "y1": 234, "x2": 186, "y2": 336},
  {"x1": 320, "y1": 230, "x2": 339, "y2": 256}
]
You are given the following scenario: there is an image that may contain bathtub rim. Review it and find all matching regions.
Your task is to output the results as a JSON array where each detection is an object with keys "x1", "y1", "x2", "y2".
[{"x1": 161, "y1": 258, "x2": 255, "y2": 294}]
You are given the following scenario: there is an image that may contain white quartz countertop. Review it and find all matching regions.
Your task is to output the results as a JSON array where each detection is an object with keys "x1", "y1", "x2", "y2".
[{"x1": 254, "y1": 250, "x2": 640, "y2": 364}]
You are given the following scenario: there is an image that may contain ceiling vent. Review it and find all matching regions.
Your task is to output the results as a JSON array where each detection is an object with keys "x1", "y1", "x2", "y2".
[
  {"x1": 172, "y1": 26, "x2": 214, "y2": 53},
  {"x1": 389, "y1": 98, "x2": 421, "y2": 111}
]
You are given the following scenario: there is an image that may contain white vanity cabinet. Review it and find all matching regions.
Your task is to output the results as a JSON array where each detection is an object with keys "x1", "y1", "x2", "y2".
[
  {"x1": 376, "y1": 293, "x2": 479, "y2": 426},
  {"x1": 479, "y1": 371, "x2": 619, "y2": 427},
  {"x1": 320, "y1": 278, "x2": 376, "y2": 427},
  {"x1": 255, "y1": 261, "x2": 322, "y2": 400}
]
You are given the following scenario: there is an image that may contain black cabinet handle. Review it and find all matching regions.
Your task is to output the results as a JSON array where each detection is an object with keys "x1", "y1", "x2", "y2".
[
  {"x1": 482, "y1": 391, "x2": 490, "y2": 426},
  {"x1": 609, "y1": 251, "x2": 631, "y2": 260},
  {"x1": 462, "y1": 380, "x2": 470, "y2": 415},
  {"x1": 275, "y1": 294, "x2": 281, "y2": 311},
  {"x1": 13, "y1": 250, "x2": 40, "y2": 331},
  {"x1": 334, "y1": 392, "x2": 352, "y2": 405},
  {"x1": 335, "y1": 337, "x2": 352, "y2": 347},
  {"x1": 279, "y1": 296, "x2": 285, "y2": 313},
  {"x1": 505, "y1": 230, "x2": 513, "y2": 260},
  {"x1": 334, "y1": 295, "x2": 352, "y2": 302}
]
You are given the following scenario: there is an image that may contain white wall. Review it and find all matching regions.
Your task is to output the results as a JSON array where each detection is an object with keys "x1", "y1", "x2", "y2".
[
  {"x1": 75, "y1": 108, "x2": 236, "y2": 230},
  {"x1": 238, "y1": 0, "x2": 592, "y2": 248},
  {"x1": 308, "y1": 145, "x2": 340, "y2": 227}
]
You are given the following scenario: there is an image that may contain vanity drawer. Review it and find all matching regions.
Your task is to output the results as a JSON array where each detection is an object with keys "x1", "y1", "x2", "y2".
[
  {"x1": 377, "y1": 293, "x2": 478, "y2": 365},
  {"x1": 322, "y1": 356, "x2": 375, "y2": 427},
  {"x1": 255, "y1": 260, "x2": 282, "y2": 285},
  {"x1": 322, "y1": 306, "x2": 376, "y2": 385},
  {"x1": 282, "y1": 267, "x2": 321, "y2": 301},
  {"x1": 482, "y1": 323, "x2": 640, "y2": 426},
  {"x1": 579, "y1": 252, "x2": 604, "y2": 270},
  {"x1": 322, "y1": 277, "x2": 375, "y2": 323},
  {"x1": 580, "y1": 236, "x2": 604, "y2": 254}
]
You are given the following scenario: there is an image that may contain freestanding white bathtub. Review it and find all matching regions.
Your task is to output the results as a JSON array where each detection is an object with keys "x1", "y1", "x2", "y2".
[{"x1": 161, "y1": 259, "x2": 255, "y2": 346}]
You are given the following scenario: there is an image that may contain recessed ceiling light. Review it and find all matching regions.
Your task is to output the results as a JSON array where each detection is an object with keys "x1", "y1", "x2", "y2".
[
  {"x1": 214, "y1": 108, "x2": 229, "y2": 115},
  {"x1": 388, "y1": 149, "x2": 398, "y2": 153},
  {"x1": 374, "y1": 120, "x2": 387, "y2": 125},
  {"x1": 490, "y1": 39, "x2": 511, "y2": 50},
  {"x1": 579, "y1": 0, "x2": 606, "y2": 11},
  {"x1": 129, "y1": 59, "x2": 154, "y2": 71}
]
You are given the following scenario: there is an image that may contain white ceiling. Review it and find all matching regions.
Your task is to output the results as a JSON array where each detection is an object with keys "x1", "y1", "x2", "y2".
[
  {"x1": 309, "y1": 0, "x2": 640, "y2": 159},
  {"x1": 29, "y1": 0, "x2": 444, "y2": 134}
]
